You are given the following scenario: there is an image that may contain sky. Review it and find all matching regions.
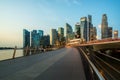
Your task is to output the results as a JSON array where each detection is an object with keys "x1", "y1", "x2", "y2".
[{"x1": 0, "y1": 0, "x2": 120, "y2": 47}]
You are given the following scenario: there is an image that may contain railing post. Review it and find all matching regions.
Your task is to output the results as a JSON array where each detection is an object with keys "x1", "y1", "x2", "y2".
[
  {"x1": 12, "y1": 46, "x2": 17, "y2": 59},
  {"x1": 25, "y1": 46, "x2": 29, "y2": 56}
]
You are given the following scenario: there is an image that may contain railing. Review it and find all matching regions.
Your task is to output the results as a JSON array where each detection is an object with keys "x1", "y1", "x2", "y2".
[
  {"x1": 91, "y1": 51, "x2": 120, "y2": 80},
  {"x1": 67, "y1": 38, "x2": 120, "y2": 46},
  {"x1": 77, "y1": 47, "x2": 105, "y2": 80},
  {"x1": 78, "y1": 46, "x2": 120, "y2": 80}
]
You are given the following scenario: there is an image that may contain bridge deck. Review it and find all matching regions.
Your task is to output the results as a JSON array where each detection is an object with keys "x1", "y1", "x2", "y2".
[{"x1": 0, "y1": 48, "x2": 86, "y2": 80}]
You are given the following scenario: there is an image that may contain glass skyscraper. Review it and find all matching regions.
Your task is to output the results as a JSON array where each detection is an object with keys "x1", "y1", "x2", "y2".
[
  {"x1": 64, "y1": 23, "x2": 73, "y2": 42},
  {"x1": 108, "y1": 27, "x2": 112, "y2": 38},
  {"x1": 31, "y1": 30, "x2": 43, "y2": 47},
  {"x1": 50, "y1": 29, "x2": 58, "y2": 46},
  {"x1": 75, "y1": 22, "x2": 80, "y2": 38},
  {"x1": 40, "y1": 35, "x2": 50, "y2": 48},
  {"x1": 23, "y1": 29, "x2": 30, "y2": 48},
  {"x1": 114, "y1": 30, "x2": 118, "y2": 38},
  {"x1": 93, "y1": 27, "x2": 97, "y2": 40},
  {"x1": 80, "y1": 17, "x2": 87, "y2": 41},
  {"x1": 101, "y1": 14, "x2": 108, "y2": 39},
  {"x1": 58, "y1": 27, "x2": 64, "y2": 41},
  {"x1": 88, "y1": 15, "x2": 94, "y2": 41}
]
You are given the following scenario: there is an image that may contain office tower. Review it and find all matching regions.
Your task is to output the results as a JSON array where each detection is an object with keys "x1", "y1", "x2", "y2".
[
  {"x1": 40, "y1": 35, "x2": 50, "y2": 48},
  {"x1": 88, "y1": 15, "x2": 94, "y2": 41},
  {"x1": 23, "y1": 29, "x2": 30, "y2": 48},
  {"x1": 64, "y1": 23, "x2": 73, "y2": 42},
  {"x1": 114, "y1": 30, "x2": 118, "y2": 38},
  {"x1": 58, "y1": 27, "x2": 64, "y2": 41},
  {"x1": 75, "y1": 22, "x2": 80, "y2": 38},
  {"x1": 31, "y1": 30, "x2": 43, "y2": 47},
  {"x1": 80, "y1": 17, "x2": 87, "y2": 41},
  {"x1": 64, "y1": 23, "x2": 73, "y2": 37},
  {"x1": 38, "y1": 30, "x2": 43, "y2": 37},
  {"x1": 50, "y1": 29, "x2": 58, "y2": 46},
  {"x1": 108, "y1": 27, "x2": 112, "y2": 38},
  {"x1": 101, "y1": 14, "x2": 108, "y2": 39},
  {"x1": 68, "y1": 32, "x2": 75, "y2": 40},
  {"x1": 93, "y1": 27, "x2": 97, "y2": 40}
]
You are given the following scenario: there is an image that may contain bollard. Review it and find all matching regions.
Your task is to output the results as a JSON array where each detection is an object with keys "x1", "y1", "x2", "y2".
[{"x1": 12, "y1": 46, "x2": 17, "y2": 59}]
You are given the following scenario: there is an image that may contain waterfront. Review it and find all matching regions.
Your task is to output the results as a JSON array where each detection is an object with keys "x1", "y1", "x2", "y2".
[{"x1": 0, "y1": 49, "x2": 24, "y2": 61}]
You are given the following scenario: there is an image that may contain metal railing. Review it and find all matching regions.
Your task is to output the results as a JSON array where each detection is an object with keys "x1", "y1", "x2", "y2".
[
  {"x1": 77, "y1": 47, "x2": 105, "y2": 80},
  {"x1": 78, "y1": 46, "x2": 120, "y2": 80}
]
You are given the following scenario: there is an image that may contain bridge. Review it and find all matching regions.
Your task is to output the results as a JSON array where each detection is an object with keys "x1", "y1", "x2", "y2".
[{"x1": 0, "y1": 38, "x2": 120, "y2": 80}]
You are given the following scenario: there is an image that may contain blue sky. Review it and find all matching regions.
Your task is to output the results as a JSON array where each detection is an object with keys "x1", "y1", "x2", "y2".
[{"x1": 0, "y1": 0, "x2": 120, "y2": 47}]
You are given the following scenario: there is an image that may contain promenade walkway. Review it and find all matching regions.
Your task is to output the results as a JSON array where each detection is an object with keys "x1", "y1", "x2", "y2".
[{"x1": 0, "y1": 48, "x2": 86, "y2": 80}]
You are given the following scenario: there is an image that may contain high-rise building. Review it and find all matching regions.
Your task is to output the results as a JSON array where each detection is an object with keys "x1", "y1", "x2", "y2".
[
  {"x1": 108, "y1": 27, "x2": 112, "y2": 38},
  {"x1": 88, "y1": 15, "x2": 94, "y2": 41},
  {"x1": 80, "y1": 17, "x2": 87, "y2": 41},
  {"x1": 31, "y1": 30, "x2": 43, "y2": 47},
  {"x1": 50, "y1": 29, "x2": 58, "y2": 46},
  {"x1": 75, "y1": 22, "x2": 80, "y2": 38},
  {"x1": 38, "y1": 30, "x2": 43, "y2": 37},
  {"x1": 93, "y1": 27, "x2": 97, "y2": 40},
  {"x1": 114, "y1": 30, "x2": 118, "y2": 38},
  {"x1": 68, "y1": 32, "x2": 75, "y2": 40},
  {"x1": 101, "y1": 14, "x2": 108, "y2": 39},
  {"x1": 64, "y1": 23, "x2": 73, "y2": 42},
  {"x1": 40, "y1": 35, "x2": 50, "y2": 48},
  {"x1": 58, "y1": 27, "x2": 64, "y2": 41},
  {"x1": 23, "y1": 29, "x2": 30, "y2": 48}
]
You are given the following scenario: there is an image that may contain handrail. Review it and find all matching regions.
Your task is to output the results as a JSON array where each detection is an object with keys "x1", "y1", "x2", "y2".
[
  {"x1": 79, "y1": 47, "x2": 105, "y2": 80},
  {"x1": 81, "y1": 46, "x2": 120, "y2": 80}
]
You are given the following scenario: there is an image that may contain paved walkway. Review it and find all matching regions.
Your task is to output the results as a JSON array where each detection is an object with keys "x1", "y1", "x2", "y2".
[{"x1": 0, "y1": 48, "x2": 86, "y2": 80}]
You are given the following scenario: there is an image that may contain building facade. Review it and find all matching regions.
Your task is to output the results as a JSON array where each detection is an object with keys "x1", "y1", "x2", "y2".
[
  {"x1": 93, "y1": 27, "x2": 97, "y2": 40},
  {"x1": 58, "y1": 27, "x2": 64, "y2": 41},
  {"x1": 80, "y1": 17, "x2": 87, "y2": 41},
  {"x1": 108, "y1": 27, "x2": 112, "y2": 38},
  {"x1": 114, "y1": 30, "x2": 118, "y2": 38},
  {"x1": 88, "y1": 15, "x2": 95, "y2": 41},
  {"x1": 23, "y1": 29, "x2": 30, "y2": 48},
  {"x1": 64, "y1": 23, "x2": 73, "y2": 42},
  {"x1": 50, "y1": 29, "x2": 58, "y2": 46},
  {"x1": 75, "y1": 22, "x2": 80, "y2": 38},
  {"x1": 40, "y1": 35, "x2": 50, "y2": 48},
  {"x1": 31, "y1": 30, "x2": 43, "y2": 47},
  {"x1": 101, "y1": 14, "x2": 108, "y2": 39}
]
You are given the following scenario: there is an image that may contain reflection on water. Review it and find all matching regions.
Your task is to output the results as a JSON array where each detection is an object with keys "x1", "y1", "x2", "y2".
[{"x1": 0, "y1": 49, "x2": 24, "y2": 61}]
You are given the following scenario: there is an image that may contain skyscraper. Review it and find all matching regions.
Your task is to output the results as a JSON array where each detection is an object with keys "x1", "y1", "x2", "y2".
[
  {"x1": 58, "y1": 27, "x2": 64, "y2": 41},
  {"x1": 23, "y1": 29, "x2": 30, "y2": 48},
  {"x1": 88, "y1": 15, "x2": 94, "y2": 41},
  {"x1": 108, "y1": 27, "x2": 112, "y2": 38},
  {"x1": 93, "y1": 27, "x2": 97, "y2": 40},
  {"x1": 101, "y1": 14, "x2": 108, "y2": 39},
  {"x1": 114, "y1": 30, "x2": 118, "y2": 38},
  {"x1": 38, "y1": 30, "x2": 43, "y2": 37},
  {"x1": 64, "y1": 23, "x2": 73, "y2": 42},
  {"x1": 75, "y1": 22, "x2": 80, "y2": 38},
  {"x1": 50, "y1": 29, "x2": 58, "y2": 46},
  {"x1": 80, "y1": 17, "x2": 87, "y2": 41},
  {"x1": 40, "y1": 35, "x2": 50, "y2": 48},
  {"x1": 31, "y1": 30, "x2": 43, "y2": 47}
]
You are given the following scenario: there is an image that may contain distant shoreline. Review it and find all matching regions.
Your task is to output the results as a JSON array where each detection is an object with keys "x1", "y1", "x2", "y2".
[{"x1": 0, "y1": 47, "x2": 22, "y2": 50}]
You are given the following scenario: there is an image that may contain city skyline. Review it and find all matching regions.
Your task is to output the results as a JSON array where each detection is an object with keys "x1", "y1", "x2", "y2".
[{"x1": 0, "y1": 0, "x2": 120, "y2": 47}]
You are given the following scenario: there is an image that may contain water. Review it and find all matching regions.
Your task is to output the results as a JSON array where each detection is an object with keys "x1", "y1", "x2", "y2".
[{"x1": 0, "y1": 49, "x2": 24, "y2": 61}]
